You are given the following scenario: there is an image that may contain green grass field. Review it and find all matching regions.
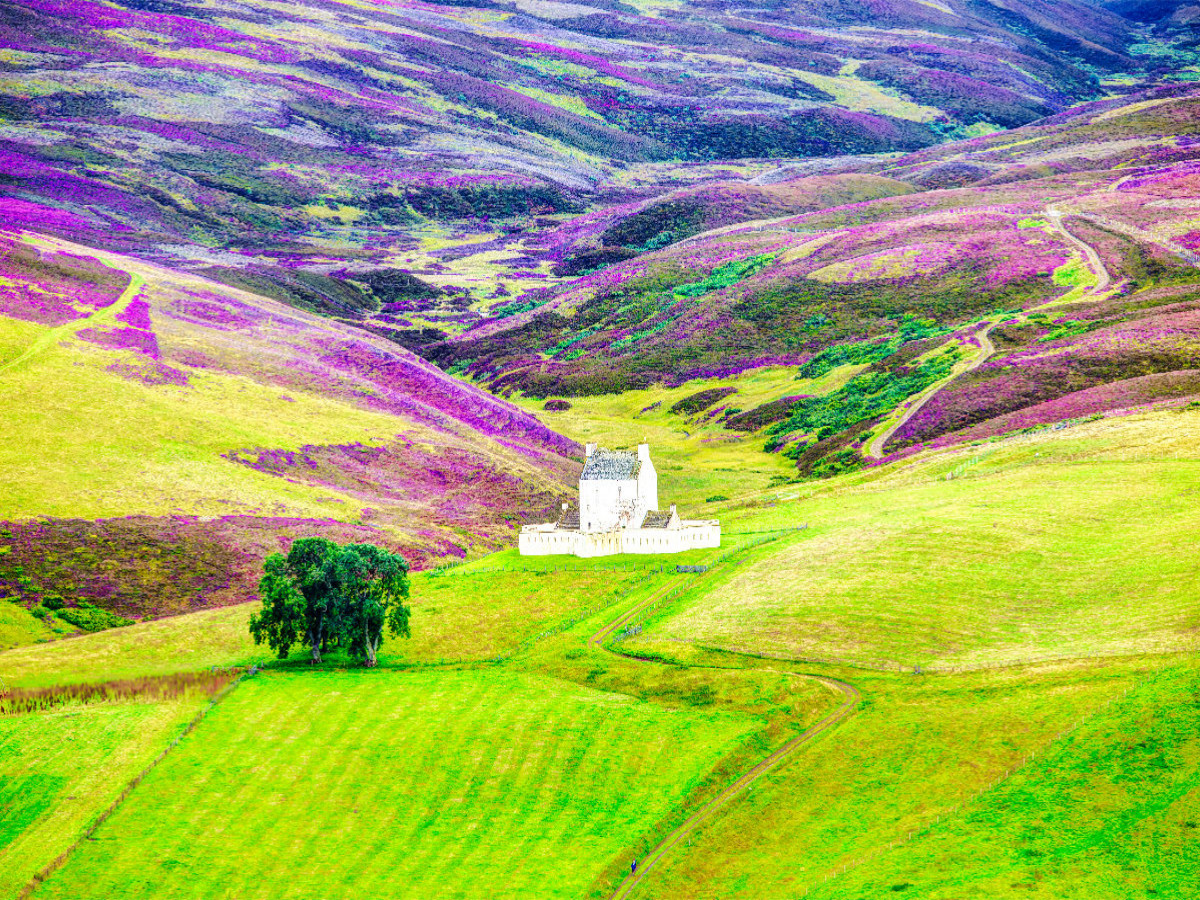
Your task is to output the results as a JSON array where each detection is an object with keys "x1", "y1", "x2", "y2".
[
  {"x1": 827, "y1": 657, "x2": 1200, "y2": 900},
  {"x1": 0, "y1": 563, "x2": 668, "y2": 688},
  {"x1": 0, "y1": 695, "x2": 207, "y2": 898},
  {"x1": 33, "y1": 668, "x2": 759, "y2": 900},
  {"x1": 616, "y1": 650, "x2": 1173, "y2": 899},
  {"x1": 637, "y1": 456, "x2": 1200, "y2": 668}
]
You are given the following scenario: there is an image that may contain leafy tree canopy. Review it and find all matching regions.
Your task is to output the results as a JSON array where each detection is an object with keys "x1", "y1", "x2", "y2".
[{"x1": 250, "y1": 538, "x2": 410, "y2": 667}]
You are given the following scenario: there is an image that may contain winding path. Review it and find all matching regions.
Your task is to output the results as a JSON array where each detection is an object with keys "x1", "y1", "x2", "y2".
[
  {"x1": 865, "y1": 321, "x2": 996, "y2": 459},
  {"x1": 590, "y1": 573, "x2": 861, "y2": 900},
  {"x1": 1045, "y1": 205, "x2": 1113, "y2": 294},
  {"x1": 0, "y1": 271, "x2": 145, "y2": 378},
  {"x1": 865, "y1": 204, "x2": 1116, "y2": 460}
]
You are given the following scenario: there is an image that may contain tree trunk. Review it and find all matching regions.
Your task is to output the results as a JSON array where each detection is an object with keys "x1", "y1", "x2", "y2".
[
  {"x1": 309, "y1": 623, "x2": 323, "y2": 664},
  {"x1": 364, "y1": 621, "x2": 377, "y2": 667}
]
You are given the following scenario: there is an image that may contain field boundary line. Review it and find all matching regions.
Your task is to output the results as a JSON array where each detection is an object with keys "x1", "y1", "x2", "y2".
[
  {"x1": 18, "y1": 669, "x2": 253, "y2": 899},
  {"x1": 699, "y1": 641, "x2": 1196, "y2": 676}
]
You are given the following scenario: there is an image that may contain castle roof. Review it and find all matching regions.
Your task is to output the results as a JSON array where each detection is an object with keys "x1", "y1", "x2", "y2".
[
  {"x1": 556, "y1": 507, "x2": 580, "y2": 530},
  {"x1": 580, "y1": 449, "x2": 640, "y2": 481},
  {"x1": 641, "y1": 510, "x2": 672, "y2": 529}
]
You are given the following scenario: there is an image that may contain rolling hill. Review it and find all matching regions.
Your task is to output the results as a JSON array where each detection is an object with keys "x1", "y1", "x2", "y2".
[
  {"x1": 439, "y1": 86, "x2": 1200, "y2": 478},
  {"x1": 2, "y1": 4, "x2": 1200, "y2": 899},
  {"x1": 0, "y1": 227, "x2": 578, "y2": 621}
]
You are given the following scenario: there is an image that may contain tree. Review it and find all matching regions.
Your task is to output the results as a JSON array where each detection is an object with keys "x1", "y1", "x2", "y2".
[
  {"x1": 249, "y1": 537, "x2": 339, "y2": 664},
  {"x1": 332, "y1": 543, "x2": 410, "y2": 667},
  {"x1": 249, "y1": 538, "x2": 410, "y2": 667}
]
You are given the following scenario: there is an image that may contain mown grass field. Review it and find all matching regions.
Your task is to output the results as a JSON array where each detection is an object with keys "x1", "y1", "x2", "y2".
[
  {"x1": 0, "y1": 695, "x2": 207, "y2": 899},
  {"x1": 33, "y1": 669, "x2": 759, "y2": 900}
]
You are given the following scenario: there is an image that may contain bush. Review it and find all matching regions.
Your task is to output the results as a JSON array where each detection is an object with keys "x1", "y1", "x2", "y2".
[
  {"x1": 810, "y1": 448, "x2": 865, "y2": 479},
  {"x1": 42, "y1": 593, "x2": 65, "y2": 611},
  {"x1": 30, "y1": 605, "x2": 49, "y2": 619},
  {"x1": 543, "y1": 399, "x2": 572, "y2": 411},
  {"x1": 57, "y1": 602, "x2": 134, "y2": 633},
  {"x1": 670, "y1": 387, "x2": 737, "y2": 416},
  {"x1": 706, "y1": 495, "x2": 729, "y2": 503},
  {"x1": 773, "y1": 349, "x2": 961, "y2": 441}
]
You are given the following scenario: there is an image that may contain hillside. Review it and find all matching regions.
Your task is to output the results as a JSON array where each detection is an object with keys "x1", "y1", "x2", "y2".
[
  {"x1": 2, "y1": 3, "x2": 1199, "y2": 898},
  {"x1": 2, "y1": 407, "x2": 1197, "y2": 898},
  {"x1": 0, "y1": 228, "x2": 577, "y2": 621},
  {"x1": 439, "y1": 86, "x2": 1200, "y2": 478},
  {"x1": 0, "y1": 0, "x2": 1178, "y2": 322}
]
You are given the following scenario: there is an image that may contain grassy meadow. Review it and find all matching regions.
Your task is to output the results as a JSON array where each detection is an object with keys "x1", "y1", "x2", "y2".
[
  {"x1": 33, "y1": 669, "x2": 759, "y2": 900},
  {"x1": 0, "y1": 694, "x2": 209, "y2": 898},
  {"x1": 638, "y1": 453, "x2": 1200, "y2": 668},
  {"x1": 1, "y1": 394, "x2": 1198, "y2": 900}
]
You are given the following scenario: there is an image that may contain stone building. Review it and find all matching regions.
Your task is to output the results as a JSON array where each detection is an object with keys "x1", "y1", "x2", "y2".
[{"x1": 519, "y1": 442, "x2": 720, "y2": 557}]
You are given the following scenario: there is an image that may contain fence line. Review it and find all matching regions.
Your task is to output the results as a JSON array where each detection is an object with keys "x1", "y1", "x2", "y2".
[
  {"x1": 428, "y1": 526, "x2": 807, "y2": 579},
  {"x1": 18, "y1": 668, "x2": 255, "y2": 898}
]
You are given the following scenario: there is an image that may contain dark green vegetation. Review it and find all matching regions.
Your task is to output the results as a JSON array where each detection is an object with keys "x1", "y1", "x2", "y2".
[{"x1": 251, "y1": 538, "x2": 411, "y2": 667}]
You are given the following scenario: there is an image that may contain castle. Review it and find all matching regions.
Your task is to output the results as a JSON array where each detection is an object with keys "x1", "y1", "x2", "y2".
[{"x1": 519, "y1": 442, "x2": 721, "y2": 557}]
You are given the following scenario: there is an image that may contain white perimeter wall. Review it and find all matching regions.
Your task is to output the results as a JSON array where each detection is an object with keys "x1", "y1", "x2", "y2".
[{"x1": 519, "y1": 524, "x2": 720, "y2": 558}]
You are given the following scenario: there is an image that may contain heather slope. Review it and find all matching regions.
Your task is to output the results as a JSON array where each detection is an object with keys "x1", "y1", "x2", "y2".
[
  {"x1": 0, "y1": 228, "x2": 578, "y2": 620},
  {"x1": 441, "y1": 87, "x2": 1200, "y2": 481},
  {"x1": 0, "y1": 0, "x2": 1166, "y2": 330}
]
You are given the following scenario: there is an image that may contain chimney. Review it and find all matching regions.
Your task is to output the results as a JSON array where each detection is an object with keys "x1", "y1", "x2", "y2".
[
  {"x1": 562, "y1": 502, "x2": 568, "y2": 512},
  {"x1": 585, "y1": 442, "x2": 597, "y2": 458},
  {"x1": 637, "y1": 441, "x2": 650, "y2": 461},
  {"x1": 669, "y1": 503, "x2": 677, "y2": 516}
]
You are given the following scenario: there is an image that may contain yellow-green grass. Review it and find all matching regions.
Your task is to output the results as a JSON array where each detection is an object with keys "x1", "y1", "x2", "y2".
[
  {"x1": 0, "y1": 318, "x2": 44, "y2": 368},
  {"x1": 510, "y1": 366, "x2": 816, "y2": 505},
  {"x1": 0, "y1": 327, "x2": 399, "y2": 522},
  {"x1": 824, "y1": 656, "x2": 1200, "y2": 900},
  {"x1": 624, "y1": 652, "x2": 1162, "y2": 900},
  {"x1": 0, "y1": 599, "x2": 59, "y2": 651},
  {"x1": 33, "y1": 668, "x2": 759, "y2": 900},
  {"x1": 0, "y1": 565, "x2": 662, "y2": 687},
  {"x1": 637, "y1": 453, "x2": 1200, "y2": 669},
  {"x1": 0, "y1": 695, "x2": 207, "y2": 899},
  {"x1": 0, "y1": 233, "x2": 565, "y2": 541},
  {"x1": 0, "y1": 604, "x2": 260, "y2": 689}
]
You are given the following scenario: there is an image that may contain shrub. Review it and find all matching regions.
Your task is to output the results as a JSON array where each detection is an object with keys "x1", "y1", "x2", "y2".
[
  {"x1": 42, "y1": 593, "x2": 65, "y2": 611},
  {"x1": 57, "y1": 602, "x2": 134, "y2": 633},
  {"x1": 810, "y1": 448, "x2": 865, "y2": 479},
  {"x1": 706, "y1": 495, "x2": 729, "y2": 503},
  {"x1": 672, "y1": 254, "x2": 776, "y2": 299},
  {"x1": 773, "y1": 349, "x2": 961, "y2": 441},
  {"x1": 670, "y1": 387, "x2": 737, "y2": 416},
  {"x1": 543, "y1": 399, "x2": 572, "y2": 411}
]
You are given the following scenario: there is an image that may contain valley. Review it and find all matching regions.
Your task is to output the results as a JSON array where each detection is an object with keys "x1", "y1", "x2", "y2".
[{"x1": 1, "y1": 0, "x2": 1199, "y2": 896}]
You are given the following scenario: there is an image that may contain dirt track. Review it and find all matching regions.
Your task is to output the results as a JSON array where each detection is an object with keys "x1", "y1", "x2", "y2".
[{"x1": 592, "y1": 574, "x2": 861, "y2": 900}]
